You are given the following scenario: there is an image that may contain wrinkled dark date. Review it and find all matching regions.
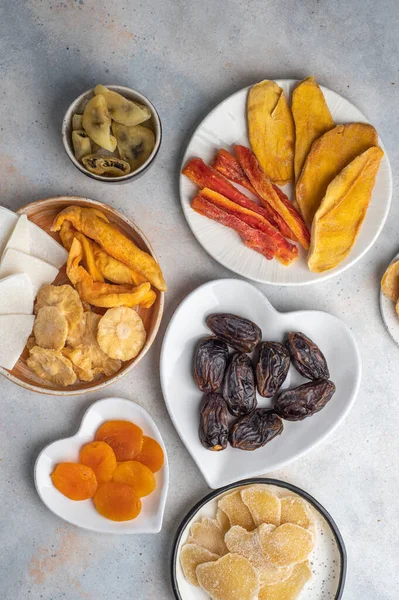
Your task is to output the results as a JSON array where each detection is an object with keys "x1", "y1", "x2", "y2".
[
  {"x1": 285, "y1": 332, "x2": 329, "y2": 380},
  {"x1": 275, "y1": 379, "x2": 336, "y2": 421},
  {"x1": 199, "y1": 393, "x2": 229, "y2": 451},
  {"x1": 206, "y1": 313, "x2": 262, "y2": 353},
  {"x1": 256, "y1": 342, "x2": 290, "y2": 397},
  {"x1": 229, "y1": 409, "x2": 283, "y2": 451},
  {"x1": 222, "y1": 352, "x2": 257, "y2": 417},
  {"x1": 194, "y1": 337, "x2": 229, "y2": 392}
]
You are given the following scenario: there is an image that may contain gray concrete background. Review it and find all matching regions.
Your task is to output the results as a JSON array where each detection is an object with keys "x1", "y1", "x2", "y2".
[{"x1": 0, "y1": 1, "x2": 398, "y2": 598}]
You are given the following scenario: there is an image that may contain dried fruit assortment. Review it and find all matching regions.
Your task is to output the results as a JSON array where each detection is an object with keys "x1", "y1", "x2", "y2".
[
  {"x1": 194, "y1": 313, "x2": 335, "y2": 452},
  {"x1": 381, "y1": 259, "x2": 399, "y2": 320},
  {"x1": 180, "y1": 484, "x2": 315, "y2": 599},
  {"x1": 51, "y1": 419, "x2": 164, "y2": 522}
]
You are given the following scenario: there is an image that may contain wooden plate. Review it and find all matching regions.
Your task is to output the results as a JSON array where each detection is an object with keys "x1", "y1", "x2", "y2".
[{"x1": 0, "y1": 196, "x2": 164, "y2": 395}]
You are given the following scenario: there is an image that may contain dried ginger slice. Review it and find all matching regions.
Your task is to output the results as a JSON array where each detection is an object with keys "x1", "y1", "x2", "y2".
[
  {"x1": 280, "y1": 496, "x2": 313, "y2": 529},
  {"x1": 180, "y1": 543, "x2": 219, "y2": 586},
  {"x1": 196, "y1": 553, "x2": 260, "y2": 600},
  {"x1": 258, "y1": 523, "x2": 315, "y2": 567},
  {"x1": 241, "y1": 485, "x2": 281, "y2": 526},
  {"x1": 259, "y1": 560, "x2": 312, "y2": 600},
  {"x1": 187, "y1": 518, "x2": 228, "y2": 556},
  {"x1": 216, "y1": 509, "x2": 230, "y2": 535},
  {"x1": 218, "y1": 490, "x2": 255, "y2": 531}
]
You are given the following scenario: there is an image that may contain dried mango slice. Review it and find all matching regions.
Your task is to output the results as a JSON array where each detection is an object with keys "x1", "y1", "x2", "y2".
[
  {"x1": 259, "y1": 561, "x2": 312, "y2": 600},
  {"x1": 51, "y1": 463, "x2": 97, "y2": 500},
  {"x1": 33, "y1": 306, "x2": 68, "y2": 352},
  {"x1": 258, "y1": 523, "x2": 315, "y2": 567},
  {"x1": 136, "y1": 436, "x2": 164, "y2": 473},
  {"x1": 280, "y1": 496, "x2": 313, "y2": 529},
  {"x1": 79, "y1": 441, "x2": 117, "y2": 483},
  {"x1": 218, "y1": 490, "x2": 255, "y2": 531},
  {"x1": 27, "y1": 346, "x2": 77, "y2": 386},
  {"x1": 196, "y1": 553, "x2": 260, "y2": 600},
  {"x1": 248, "y1": 80, "x2": 294, "y2": 185},
  {"x1": 82, "y1": 94, "x2": 116, "y2": 152},
  {"x1": 94, "y1": 85, "x2": 151, "y2": 126},
  {"x1": 296, "y1": 123, "x2": 378, "y2": 225},
  {"x1": 308, "y1": 146, "x2": 383, "y2": 272},
  {"x1": 35, "y1": 284, "x2": 84, "y2": 347},
  {"x1": 113, "y1": 461, "x2": 156, "y2": 497},
  {"x1": 187, "y1": 518, "x2": 228, "y2": 556},
  {"x1": 292, "y1": 76, "x2": 335, "y2": 181},
  {"x1": 241, "y1": 485, "x2": 281, "y2": 527},
  {"x1": 94, "y1": 482, "x2": 142, "y2": 521},
  {"x1": 180, "y1": 544, "x2": 220, "y2": 586},
  {"x1": 216, "y1": 509, "x2": 230, "y2": 535},
  {"x1": 96, "y1": 420, "x2": 143, "y2": 462},
  {"x1": 382, "y1": 260, "x2": 399, "y2": 302}
]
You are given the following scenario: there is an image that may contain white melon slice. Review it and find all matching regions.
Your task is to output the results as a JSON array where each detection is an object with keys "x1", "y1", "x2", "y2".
[
  {"x1": 0, "y1": 314, "x2": 35, "y2": 370},
  {"x1": 0, "y1": 273, "x2": 34, "y2": 314},
  {"x1": 27, "y1": 221, "x2": 67, "y2": 269},
  {"x1": 3, "y1": 214, "x2": 30, "y2": 258},
  {"x1": 0, "y1": 206, "x2": 18, "y2": 256},
  {"x1": 0, "y1": 249, "x2": 59, "y2": 296}
]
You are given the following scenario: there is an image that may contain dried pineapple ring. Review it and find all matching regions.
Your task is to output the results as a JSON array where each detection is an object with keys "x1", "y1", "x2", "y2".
[
  {"x1": 82, "y1": 95, "x2": 116, "y2": 152},
  {"x1": 33, "y1": 306, "x2": 68, "y2": 351},
  {"x1": 196, "y1": 553, "x2": 260, "y2": 600},
  {"x1": 187, "y1": 518, "x2": 228, "y2": 556},
  {"x1": 82, "y1": 154, "x2": 131, "y2": 177},
  {"x1": 94, "y1": 85, "x2": 151, "y2": 126},
  {"x1": 72, "y1": 130, "x2": 91, "y2": 161},
  {"x1": 381, "y1": 260, "x2": 399, "y2": 302},
  {"x1": 180, "y1": 544, "x2": 219, "y2": 587},
  {"x1": 112, "y1": 122, "x2": 155, "y2": 171},
  {"x1": 258, "y1": 523, "x2": 315, "y2": 567},
  {"x1": 27, "y1": 346, "x2": 77, "y2": 386},
  {"x1": 35, "y1": 284, "x2": 84, "y2": 346},
  {"x1": 97, "y1": 306, "x2": 146, "y2": 361}
]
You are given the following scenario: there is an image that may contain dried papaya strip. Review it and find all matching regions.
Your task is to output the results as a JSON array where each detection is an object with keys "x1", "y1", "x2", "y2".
[
  {"x1": 192, "y1": 194, "x2": 275, "y2": 260},
  {"x1": 234, "y1": 145, "x2": 311, "y2": 250},
  {"x1": 212, "y1": 149, "x2": 296, "y2": 241},
  {"x1": 200, "y1": 188, "x2": 298, "y2": 266}
]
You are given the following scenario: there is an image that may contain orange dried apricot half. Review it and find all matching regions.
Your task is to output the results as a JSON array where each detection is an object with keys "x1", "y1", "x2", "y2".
[
  {"x1": 79, "y1": 441, "x2": 117, "y2": 483},
  {"x1": 136, "y1": 436, "x2": 164, "y2": 472},
  {"x1": 94, "y1": 482, "x2": 142, "y2": 521},
  {"x1": 113, "y1": 460, "x2": 156, "y2": 497},
  {"x1": 51, "y1": 463, "x2": 98, "y2": 500},
  {"x1": 95, "y1": 420, "x2": 143, "y2": 461}
]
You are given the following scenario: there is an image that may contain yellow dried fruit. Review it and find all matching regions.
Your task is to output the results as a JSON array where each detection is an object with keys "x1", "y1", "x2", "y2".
[
  {"x1": 258, "y1": 523, "x2": 315, "y2": 567},
  {"x1": 218, "y1": 490, "x2": 255, "y2": 531},
  {"x1": 180, "y1": 544, "x2": 220, "y2": 586},
  {"x1": 196, "y1": 553, "x2": 260, "y2": 600},
  {"x1": 241, "y1": 485, "x2": 281, "y2": 527},
  {"x1": 280, "y1": 496, "x2": 313, "y2": 529},
  {"x1": 187, "y1": 518, "x2": 228, "y2": 556},
  {"x1": 112, "y1": 122, "x2": 155, "y2": 172},
  {"x1": 35, "y1": 284, "x2": 84, "y2": 347},
  {"x1": 27, "y1": 346, "x2": 77, "y2": 386},
  {"x1": 72, "y1": 130, "x2": 92, "y2": 161},
  {"x1": 33, "y1": 306, "x2": 68, "y2": 351},
  {"x1": 216, "y1": 509, "x2": 230, "y2": 535},
  {"x1": 381, "y1": 260, "x2": 399, "y2": 302},
  {"x1": 97, "y1": 306, "x2": 146, "y2": 361},
  {"x1": 94, "y1": 85, "x2": 151, "y2": 126},
  {"x1": 259, "y1": 561, "x2": 312, "y2": 600},
  {"x1": 72, "y1": 114, "x2": 83, "y2": 130},
  {"x1": 82, "y1": 94, "x2": 116, "y2": 152}
]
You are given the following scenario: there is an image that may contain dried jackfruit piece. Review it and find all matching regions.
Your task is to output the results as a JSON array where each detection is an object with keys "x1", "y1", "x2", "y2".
[
  {"x1": 82, "y1": 154, "x2": 131, "y2": 177},
  {"x1": 187, "y1": 518, "x2": 228, "y2": 556},
  {"x1": 216, "y1": 509, "x2": 230, "y2": 535},
  {"x1": 97, "y1": 306, "x2": 146, "y2": 361},
  {"x1": 259, "y1": 561, "x2": 312, "y2": 600},
  {"x1": 258, "y1": 523, "x2": 315, "y2": 567},
  {"x1": 218, "y1": 490, "x2": 255, "y2": 531},
  {"x1": 241, "y1": 485, "x2": 281, "y2": 527},
  {"x1": 112, "y1": 122, "x2": 155, "y2": 171},
  {"x1": 196, "y1": 553, "x2": 260, "y2": 600},
  {"x1": 27, "y1": 346, "x2": 77, "y2": 386},
  {"x1": 72, "y1": 114, "x2": 83, "y2": 130},
  {"x1": 82, "y1": 94, "x2": 116, "y2": 152},
  {"x1": 72, "y1": 130, "x2": 92, "y2": 162},
  {"x1": 33, "y1": 306, "x2": 68, "y2": 351},
  {"x1": 296, "y1": 122, "x2": 378, "y2": 225},
  {"x1": 280, "y1": 496, "x2": 313, "y2": 529},
  {"x1": 35, "y1": 284, "x2": 84, "y2": 347},
  {"x1": 381, "y1": 260, "x2": 399, "y2": 302},
  {"x1": 94, "y1": 84, "x2": 151, "y2": 126},
  {"x1": 180, "y1": 544, "x2": 219, "y2": 586}
]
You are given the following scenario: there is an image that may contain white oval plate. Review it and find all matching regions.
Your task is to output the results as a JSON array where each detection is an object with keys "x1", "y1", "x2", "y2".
[
  {"x1": 34, "y1": 397, "x2": 169, "y2": 534},
  {"x1": 380, "y1": 252, "x2": 399, "y2": 344},
  {"x1": 160, "y1": 279, "x2": 361, "y2": 489},
  {"x1": 171, "y1": 479, "x2": 346, "y2": 600},
  {"x1": 180, "y1": 79, "x2": 392, "y2": 286}
]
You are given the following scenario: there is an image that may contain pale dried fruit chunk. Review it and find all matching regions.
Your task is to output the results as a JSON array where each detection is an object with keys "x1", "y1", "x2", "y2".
[
  {"x1": 72, "y1": 114, "x2": 83, "y2": 130},
  {"x1": 72, "y1": 130, "x2": 92, "y2": 161},
  {"x1": 33, "y1": 306, "x2": 68, "y2": 351},
  {"x1": 35, "y1": 284, "x2": 84, "y2": 346},
  {"x1": 97, "y1": 306, "x2": 146, "y2": 361},
  {"x1": 196, "y1": 553, "x2": 260, "y2": 600},
  {"x1": 94, "y1": 85, "x2": 151, "y2": 126},
  {"x1": 27, "y1": 346, "x2": 77, "y2": 386},
  {"x1": 280, "y1": 496, "x2": 313, "y2": 529},
  {"x1": 381, "y1": 260, "x2": 399, "y2": 302},
  {"x1": 259, "y1": 561, "x2": 312, "y2": 600},
  {"x1": 180, "y1": 544, "x2": 219, "y2": 586},
  {"x1": 216, "y1": 509, "x2": 230, "y2": 535},
  {"x1": 241, "y1": 485, "x2": 281, "y2": 526},
  {"x1": 82, "y1": 94, "x2": 116, "y2": 152},
  {"x1": 112, "y1": 122, "x2": 155, "y2": 172},
  {"x1": 258, "y1": 523, "x2": 315, "y2": 567},
  {"x1": 187, "y1": 518, "x2": 228, "y2": 556},
  {"x1": 218, "y1": 490, "x2": 255, "y2": 531}
]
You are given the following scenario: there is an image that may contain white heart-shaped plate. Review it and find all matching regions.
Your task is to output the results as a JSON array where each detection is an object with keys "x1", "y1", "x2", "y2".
[
  {"x1": 160, "y1": 279, "x2": 361, "y2": 489},
  {"x1": 34, "y1": 397, "x2": 169, "y2": 534}
]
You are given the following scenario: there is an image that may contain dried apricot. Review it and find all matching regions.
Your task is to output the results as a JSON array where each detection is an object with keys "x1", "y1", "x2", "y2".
[
  {"x1": 51, "y1": 463, "x2": 98, "y2": 500},
  {"x1": 113, "y1": 460, "x2": 156, "y2": 497},
  {"x1": 94, "y1": 482, "x2": 142, "y2": 521},
  {"x1": 95, "y1": 420, "x2": 143, "y2": 461},
  {"x1": 136, "y1": 436, "x2": 164, "y2": 472},
  {"x1": 79, "y1": 441, "x2": 117, "y2": 483}
]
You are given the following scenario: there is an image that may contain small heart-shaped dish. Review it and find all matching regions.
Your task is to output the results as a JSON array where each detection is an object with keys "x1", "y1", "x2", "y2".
[{"x1": 34, "y1": 397, "x2": 169, "y2": 534}]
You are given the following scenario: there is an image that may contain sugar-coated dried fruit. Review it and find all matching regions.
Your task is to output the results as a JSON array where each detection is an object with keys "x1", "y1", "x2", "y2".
[
  {"x1": 381, "y1": 260, "x2": 399, "y2": 302},
  {"x1": 256, "y1": 342, "x2": 290, "y2": 397},
  {"x1": 199, "y1": 393, "x2": 229, "y2": 451},
  {"x1": 51, "y1": 463, "x2": 98, "y2": 500},
  {"x1": 222, "y1": 352, "x2": 257, "y2": 417},
  {"x1": 136, "y1": 436, "x2": 165, "y2": 473},
  {"x1": 258, "y1": 523, "x2": 315, "y2": 567},
  {"x1": 275, "y1": 380, "x2": 336, "y2": 421},
  {"x1": 241, "y1": 485, "x2": 281, "y2": 527},
  {"x1": 229, "y1": 410, "x2": 283, "y2": 451},
  {"x1": 180, "y1": 544, "x2": 219, "y2": 586},
  {"x1": 206, "y1": 313, "x2": 262, "y2": 353},
  {"x1": 280, "y1": 496, "x2": 313, "y2": 529},
  {"x1": 218, "y1": 491, "x2": 255, "y2": 531},
  {"x1": 27, "y1": 346, "x2": 77, "y2": 386},
  {"x1": 216, "y1": 509, "x2": 230, "y2": 535},
  {"x1": 196, "y1": 553, "x2": 260, "y2": 600},
  {"x1": 259, "y1": 561, "x2": 312, "y2": 600},
  {"x1": 79, "y1": 441, "x2": 117, "y2": 484},
  {"x1": 95, "y1": 420, "x2": 143, "y2": 461},
  {"x1": 285, "y1": 332, "x2": 329, "y2": 380},
  {"x1": 93, "y1": 481, "x2": 142, "y2": 521},
  {"x1": 33, "y1": 306, "x2": 68, "y2": 352},
  {"x1": 113, "y1": 460, "x2": 156, "y2": 497},
  {"x1": 194, "y1": 337, "x2": 229, "y2": 392},
  {"x1": 187, "y1": 518, "x2": 228, "y2": 556}
]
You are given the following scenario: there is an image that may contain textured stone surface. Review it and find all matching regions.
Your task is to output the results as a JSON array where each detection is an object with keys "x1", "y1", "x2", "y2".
[{"x1": 0, "y1": 1, "x2": 398, "y2": 599}]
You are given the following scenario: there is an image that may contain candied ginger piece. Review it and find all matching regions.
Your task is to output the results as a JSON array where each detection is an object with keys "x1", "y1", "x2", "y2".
[
  {"x1": 259, "y1": 523, "x2": 315, "y2": 567},
  {"x1": 280, "y1": 496, "x2": 313, "y2": 529},
  {"x1": 241, "y1": 485, "x2": 281, "y2": 526},
  {"x1": 259, "y1": 561, "x2": 312, "y2": 599},
  {"x1": 196, "y1": 553, "x2": 259, "y2": 600},
  {"x1": 188, "y1": 518, "x2": 228, "y2": 556},
  {"x1": 180, "y1": 543, "x2": 219, "y2": 586},
  {"x1": 218, "y1": 490, "x2": 255, "y2": 531},
  {"x1": 216, "y1": 509, "x2": 230, "y2": 535}
]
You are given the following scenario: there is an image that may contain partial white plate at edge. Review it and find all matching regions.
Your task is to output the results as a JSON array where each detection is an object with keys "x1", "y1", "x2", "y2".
[{"x1": 380, "y1": 252, "x2": 399, "y2": 345}]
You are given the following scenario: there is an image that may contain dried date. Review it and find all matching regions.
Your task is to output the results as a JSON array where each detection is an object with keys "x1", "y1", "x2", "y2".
[
  {"x1": 222, "y1": 352, "x2": 257, "y2": 417},
  {"x1": 229, "y1": 409, "x2": 283, "y2": 451},
  {"x1": 285, "y1": 332, "x2": 329, "y2": 380},
  {"x1": 256, "y1": 342, "x2": 290, "y2": 397},
  {"x1": 275, "y1": 379, "x2": 336, "y2": 421},
  {"x1": 194, "y1": 337, "x2": 229, "y2": 392},
  {"x1": 199, "y1": 393, "x2": 229, "y2": 451},
  {"x1": 206, "y1": 313, "x2": 262, "y2": 353}
]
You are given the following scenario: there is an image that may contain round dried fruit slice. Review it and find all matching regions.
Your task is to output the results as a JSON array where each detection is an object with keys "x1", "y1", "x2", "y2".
[
  {"x1": 95, "y1": 420, "x2": 143, "y2": 461},
  {"x1": 27, "y1": 346, "x2": 77, "y2": 386},
  {"x1": 136, "y1": 436, "x2": 164, "y2": 473},
  {"x1": 381, "y1": 260, "x2": 399, "y2": 302},
  {"x1": 79, "y1": 441, "x2": 117, "y2": 483},
  {"x1": 113, "y1": 460, "x2": 156, "y2": 497},
  {"x1": 33, "y1": 306, "x2": 68, "y2": 351},
  {"x1": 93, "y1": 482, "x2": 142, "y2": 521},
  {"x1": 97, "y1": 306, "x2": 146, "y2": 361},
  {"x1": 35, "y1": 284, "x2": 84, "y2": 346},
  {"x1": 51, "y1": 463, "x2": 98, "y2": 500}
]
